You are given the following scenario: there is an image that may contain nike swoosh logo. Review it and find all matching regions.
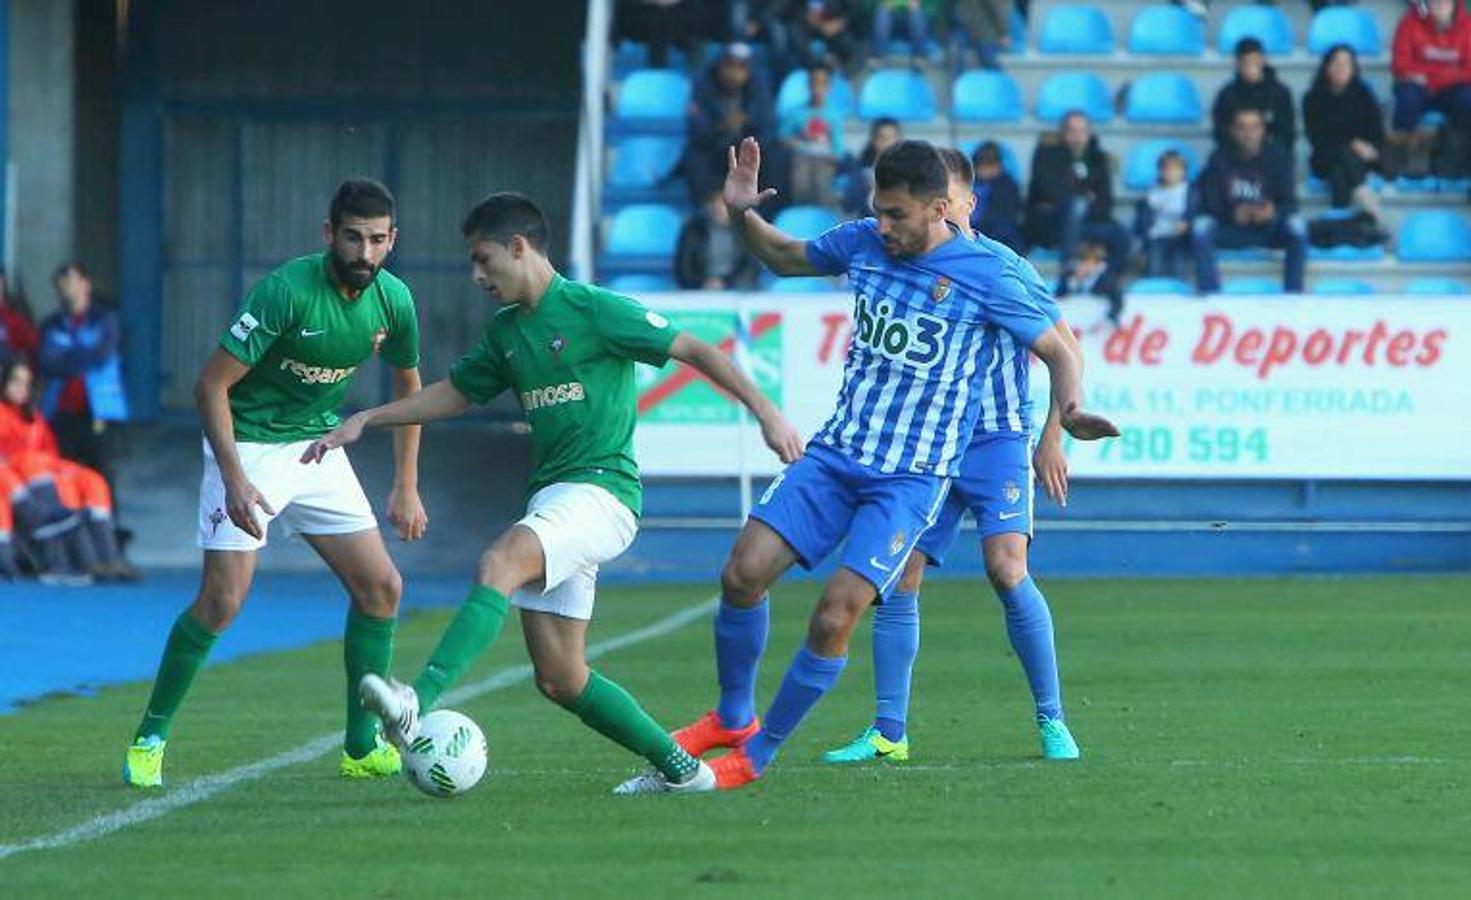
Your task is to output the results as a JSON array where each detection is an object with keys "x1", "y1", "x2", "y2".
[
  {"x1": 869, "y1": 556, "x2": 893, "y2": 572},
  {"x1": 300, "y1": 329, "x2": 325, "y2": 338},
  {"x1": 998, "y1": 511, "x2": 1023, "y2": 520}
]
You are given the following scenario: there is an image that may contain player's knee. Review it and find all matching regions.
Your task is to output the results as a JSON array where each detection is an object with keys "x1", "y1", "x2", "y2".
[
  {"x1": 719, "y1": 554, "x2": 766, "y2": 607},
  {"x1": 358, "y1": 567, "x2": 403, "y2": 617},
  {"x1": 984, "y1": 548, "x2": 1028, "y2": 592},
  {"x1": 191, "y1": 590, "x2": 244, "y2": 631},
  {"x1": 534, "y1": 670, "x2": 584, "y2": 706}
]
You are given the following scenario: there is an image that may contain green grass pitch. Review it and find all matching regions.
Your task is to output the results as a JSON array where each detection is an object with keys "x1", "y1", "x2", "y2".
[{"x1": 2, "y1": 577, "x2": 1468, "y2": 897}]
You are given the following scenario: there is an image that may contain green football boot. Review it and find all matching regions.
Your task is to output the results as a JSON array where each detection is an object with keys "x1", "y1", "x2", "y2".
[
  {"x1": 339, "y1": 738, "x2": 402, "y2": 779},
  {"x1": 821, "y1": 726, "x2": 910, "y2": 764}
]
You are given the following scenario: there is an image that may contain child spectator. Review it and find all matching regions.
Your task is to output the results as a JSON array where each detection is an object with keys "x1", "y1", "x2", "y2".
[
  {"x1": 779, "y1": 62, "x2": 845, "y2": 207},
  {"x1": 1136, "y1": 150, "x2": 1191, "y2": 278},
  {"x1": 1056, "y1": 239, "x2": 1123, "y2": 325},
  {"x1": 968, "y1": 141, "x2": 1023, "y2": 252}
]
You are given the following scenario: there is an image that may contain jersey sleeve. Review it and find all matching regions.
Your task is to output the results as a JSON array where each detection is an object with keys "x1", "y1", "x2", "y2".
[
  {"x1": 803, "y1": 219, "x2": 871, "y2": 276},
  {"x1": 447, "y1": 330, "x2": 509, "y2": 405},
  {"x1": 984, "y1": 264, "x2": 1056, "y2": 348},
  {"x1": 220, "y1": 275, "x2": 293, "y2": 366},
  {"x1": 592, "y1": 289, "x2": 679, "y2": 367},
  {"x1": 380, "y1": 287, "x2": 421, "y2": 369}
]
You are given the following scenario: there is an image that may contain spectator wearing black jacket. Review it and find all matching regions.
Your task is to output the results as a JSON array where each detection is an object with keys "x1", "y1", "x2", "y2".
[
  {"x1": 1191, "y1": 108, "x2": 1307, "y2": 294},
  {"x1": 968, "y1": 141, "x2": 1024, "y2": 252},
  {"x1": 1024, "y1": 111, "x2": 1130, "y2": 279},
  {"x1": 1212, "y1": 37, "x2": 1296, "y2": 153},
  {"x1": 686, "y1": 43, "x2": 778, "y2": 204},
  {"x1": 1303, "y1": 44, "x2": 1386, "y2": 217},
  {"x1": 674, "y1": 191, "x2": 760, "y2": 290}
]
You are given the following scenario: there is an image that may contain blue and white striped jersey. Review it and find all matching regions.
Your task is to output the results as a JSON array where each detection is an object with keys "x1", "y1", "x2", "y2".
[
  {"x1": 804, "y1": 219, "x2": 1054, "y2": 477},
  {"x1": 965, "y1": 231, "x2": 1063, "y2": 437}
]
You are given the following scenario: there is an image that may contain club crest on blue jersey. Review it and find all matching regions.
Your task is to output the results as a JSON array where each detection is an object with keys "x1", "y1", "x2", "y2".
[{"x1": 933, "y1": 277, "x2": 952, "y2": 302}]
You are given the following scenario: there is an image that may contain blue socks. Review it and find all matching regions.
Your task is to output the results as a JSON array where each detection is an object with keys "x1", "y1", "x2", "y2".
[
  {"x1": 714, "y1": 596, "x2": 769, "y2": 729},
  {"x1": 998, "y1": 575, "x2": 1063, "y2": 721},
  {"x1": 745, "y1": 645, "x2": 847, "y2": 772},
  {"x1": 871, "y1": 590, "x2": 919, "y2": 742}
]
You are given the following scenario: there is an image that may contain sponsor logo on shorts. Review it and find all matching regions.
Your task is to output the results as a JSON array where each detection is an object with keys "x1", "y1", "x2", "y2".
[
  {"x1": 869, "y1": 556, "x2": 893, "y2": 573},
  {"x1": 230, "y1": 312, "x2": 260, "y2": 341},
  {"x1": 998, "y1": 511, "x2": 1024, "y2": 521},
  {"x1": 1003, "y1": 479, "x2": 1021, "y2": 505},
  {"x1": 521, "y1": 381, "x2": 586, "y2": 412},
  {"x1": 300, "y1": 328, "x2": 326, "y2": 338},
  {"x1": 889, "y1": 530, "x2": 907, "y2": 555},
  {"x1": 278, "y1": 357, "x2": 357, "y2": 385},
  {"x1": 208, "y1": 507, "x2": 226, "y2": 535}
]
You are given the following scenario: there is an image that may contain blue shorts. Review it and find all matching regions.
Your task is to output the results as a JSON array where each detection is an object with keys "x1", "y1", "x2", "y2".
[
  {"x1": 915, "y1": 432, "x2": 1033, "y2": 568},
  {"x1": 750, "y1": 444, "x2": 951, "y2": 599}
]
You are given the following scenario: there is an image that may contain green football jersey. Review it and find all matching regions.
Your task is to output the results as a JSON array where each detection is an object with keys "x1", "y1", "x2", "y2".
[
  {"x1": 220, "y1": 253, "x2": 420, "y2": 443},
  {"x1": 448, "y1": 274, "x2": 677, "y2": 517}
]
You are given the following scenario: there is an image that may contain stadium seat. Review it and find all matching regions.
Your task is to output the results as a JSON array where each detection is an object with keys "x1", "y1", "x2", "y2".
[
  {"x1": 766, "y1": 276, "x2": 839, "y2": 293},
  {"x1": 1036, "y1": 72, "x2": 1114, "y2": 124},
  {"x1": 1125, "y1": 73, "x2": 1202, "y2": 124},
  {"x1": 1404, "y1": 277, "x2": 1469, "y2": 295},
  {"x1": 1307, "y1": 172, "x2": 1384, "y2": 195},
  {"x1": 1308, "y1": 7, "x2": 1382, "y2": 56},
  {"x1": 1006, "y1": 8, "x2": 1027, "y2": 52},
  {"x1": 1217, "y1": 6, "x2": 1295, "y2": 56},
  {"x1": 1123, "y1": 140, "x2": 1199, "y2": 191},
  {"x1": 775, "y1": 69, "x2": 856, "y2": 119},
  {"x1": 614, "y1": 70, "x2": 691, "y2": 130},
  {"x1": 773, "y1": 205, "x2": 842, "y2": 240},
  {"x1": 1038, "y1": 5, "x2": 1115, "y2": 55},
  {"x1": 1398, "y1": 210, "x2": 1471, "y2": 262},
  {"x1": 857, "y1": 69, "x2": 937, "y2": 121},
  {"x1": 1217, "y1": 247, "x2": 1273, "y2": 262},
  {"x1": 1221, "y1": 277, "x2": 1283, "y2": 296},
  {"x1": 604, "y1": 204, "x2": 681, "y2": 259},
  {"x1": 952, "y1": 70, "x2": 1024, "y2": 123},
  {"x1": 608, "y1": 137, "x2": 684, "y2": 188},
  {"x1": 607, "y1": 274, "x2": 677, "y2": 293},
  {"x1": 1127, "y1": 6, "x2": 1204, "y2": 55},
  {"x1": 1394, "y1": 175, "x2": 1440, "y2": 194},
  {"x1": 1309, "y1": 242, "x2": 1385, "y2": 262},
  {"x1": 1128, "y1": 277, "x2": 1193, "y2": 295},
  {"x1": 1312, "y1": 277, "x2": 1375, "y2": 296}
]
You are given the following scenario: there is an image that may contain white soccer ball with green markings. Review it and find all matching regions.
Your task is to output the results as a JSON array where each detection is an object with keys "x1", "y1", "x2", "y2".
[{"x1": 403, "y1": 709, "x2": 488, "y2": 798}]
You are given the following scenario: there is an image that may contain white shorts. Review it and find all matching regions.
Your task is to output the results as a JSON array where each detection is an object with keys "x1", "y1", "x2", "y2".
[
  {"x1": 197, "y1": 437, "x2": 377, "y2": 551},
  {"x1": 511, "y1": 482, "x2": 637, "y2": 621}
]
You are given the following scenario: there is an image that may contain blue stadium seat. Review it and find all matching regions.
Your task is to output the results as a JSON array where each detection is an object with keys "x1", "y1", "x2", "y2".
[
  {"x1": 607, "y1": 274, "x2": 677, "y2": 293},
  {"x1": 1312, "y1": 277, "x2": 1375, "y2": 296},
  {"x1": 1036, "y1": 72, "x2": 1114, "y2": 123},
  {"x1": 604, "y1": 204, "x2": 681, "y2": 259},
  {"x1": 1217, "y1": 247, "x2": 1273, "y2": 262},
  {"x1": 766, "y1": 276, "x2": 839, "y2": 293},
  {"x1": 608, "y1": 137, "x2": 684, "y2": 188},
  {"x1": 858, "y1": 69, "x2": 937, "y2": 121},
  {"x1": 615, "y1": 70, "x2": 692, "y2": 130},
  {"x1": 1221, "y1": 277, "x2": 1283, "y2": 296},
  {"x1": 1308, "y1": 7, "x2": 1382, "y2": 56},
  {"x1": 1128, "y1": 6, "x2": 1204, "y2": 55},
  {"x1": 1398, "y1": 211, "x2": 1471, "y2": 261},
  {"x1": 1307, "y1": 172, "x2": 1384, "y2": 195},
  {"x1": 775, "y1": 70, "x2": 856, "y2": 119},
  {"x1": 1217, "y1": 6, "x2": 1295, "y2": 56},
  {"x1": 773, "y1": 205, "x2": 842, "y2": 240},
  {"x1": 1123, "y1": 140, "x2": 1199, "y2": 191},
  {"x1": 1125, "y1": 73, "x2": 1202, "y2": 124},
  {"x1": 1394, "y1": 175, "x2": 1441, "y2": 194},
  {"x1": 1129, "y1": 277, "x2": 1193, "y2": 295},
  {"x1": 1038, "y1": 5, "x2": 1115, "y2": 55},
  {"x1": 952, "y1": 70, "x2": 1024, "y2": 123},
  {"x1": 1404, "y1": 277, "x2": 1469, "y2": 295},
  {"x1": 1006, "y1": 8, "x2": 1027, "y2": 52},
  {"x1": 1309, "y1": 242, "x2": 1385, "y2": 262}
]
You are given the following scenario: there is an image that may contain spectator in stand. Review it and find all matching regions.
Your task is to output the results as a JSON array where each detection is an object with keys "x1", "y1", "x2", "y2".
[
  {"x1": 1303, "y1": 44, "x2": 1386, "y2": 219},
  {"x1": 37, "y1": 261, "x2": 129, "y2": 495},
  {"x1": 1388, "y1": 0, "x2": 1471, "y2": 176},
  {"x1": 842, "y1": 116, "x2": 903, "y2": 216},
  {"x1": 788, "y1": 0, "x2": 864, "y2": 73},
  {"x1": 1056, "y1": 239, "x2": 1123, "y2": 324},
  {"x1": 968, "y1": 141, "x2": 1023, "y2": 252},
  {"x1": 1212, "y1": 37, "x2": 1296, "y2": 153},
  {"x1": 686, "y1": 42, "x2": 777, "y2": 204},
  {"x1": 779, "y1": 61, "x2": 845, "y2": 207},
  {"x1": 871, "y1": 0, "x2": 938, "y2": 66},
  {"x1": 1192, "y1": 108, "x2": 1307, "y2": 295},
  {"x1": 730, "y1": 1, "x2": 800, "y2": 80},
  {"x1": 616, "y1": 0, "x2": 700, "y2": 69},
  {"x1": 675, "y1": 190, "x2": 761, "y2": 289},
  {"x1": 1135, "y1": 149, "x2": 1191, "y2": 278},
  {"x1": 1024, "y1": 111, "x2": 1130, "y2": 283},
  {"x1": 0, "y1": 268, "x2": 39, "y2": 367},
  {"x1": 0, "y1": 360, "x2": 137, "y2": 580},
  {"x1": 947, "y1": 0, "x2": 1011, "y2": 70}
]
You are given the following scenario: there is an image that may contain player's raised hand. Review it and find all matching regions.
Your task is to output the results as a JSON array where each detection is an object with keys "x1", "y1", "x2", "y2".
[
  {"x1": 300, "y1": 412, "x2": 368, "y2": 464},
  {"x1": 724, "y1": 137, "x2": 778, "y2": 215},
  {"x1": 1033, "y1": 436, "x2": 1069, "y2": 507},
  {"x1": 759, "y1": 410, "x2": 805, "y2": 464},
  {"x1": 387, "y1": 484, "x2": 429, "y2": 542},
  {"x1": 224, "y1": 476, "x2": 274, "y2": 541},
  {"x1": 1060, "y1": 404, "x2": 1120, "y2": 441}
]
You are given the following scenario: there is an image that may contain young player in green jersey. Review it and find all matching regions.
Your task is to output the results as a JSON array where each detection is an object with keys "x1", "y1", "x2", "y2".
[
  {"x1": 123, "y1": 179, "x2": 429, "y2": 787},
  {"x1": 303, "y1": 192, "x2": 802, "y2": 795}
]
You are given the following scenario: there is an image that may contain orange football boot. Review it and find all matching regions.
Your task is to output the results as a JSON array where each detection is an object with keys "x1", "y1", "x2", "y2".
[
  {"x1": 709, "y1": 747, "x2": 761, "y2": 790},
  {"x1": 672, "y1": 709, "x2": 760, "y2": 756}
]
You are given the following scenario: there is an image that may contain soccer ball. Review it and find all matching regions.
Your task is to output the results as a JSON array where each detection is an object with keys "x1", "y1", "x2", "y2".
[{"x1": 402, "y1": 709, "x2": 488, "y2": 798}]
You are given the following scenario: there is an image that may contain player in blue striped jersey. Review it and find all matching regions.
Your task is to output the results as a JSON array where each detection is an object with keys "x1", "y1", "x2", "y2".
[
  {"x1": 661, "y1": 138, "x2": 1116, "y2": 792},
  {"x1": 823, "y1": 147, "x2": 1089, "y2": 767}
]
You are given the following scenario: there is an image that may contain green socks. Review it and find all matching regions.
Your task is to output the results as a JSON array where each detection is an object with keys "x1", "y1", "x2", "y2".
[
  {"x1": 343, "y1": 609, "x2": 396, "y2": 758},
  {"x1": 565, "y1": 670, "x2": 700, "y2": 783},
  {"x1": 412, "y1": 585, "x2": 510, "y2": 710},
  {"x1": 134, "y1": 611, "x2": 219, "y2": 742}
]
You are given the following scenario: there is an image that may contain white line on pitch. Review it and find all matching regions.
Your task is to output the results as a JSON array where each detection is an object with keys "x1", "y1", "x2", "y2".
[{"x1": 0, "y1": 596, "x2": 718, "y2": 864}]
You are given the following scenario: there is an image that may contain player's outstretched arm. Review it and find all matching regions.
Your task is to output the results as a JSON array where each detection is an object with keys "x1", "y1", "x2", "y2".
[
  {"x1": 1035, "y1": 319, "x2": 1082, "y2": 506},
  {"x1": 386, "y1": 366, "x2": 428, "y2": 541},
  {"x1": 725, "y1": 137, "x2": 818, "y2": 277},
  {"x1": 1032, "y1": 328, "x2": 1118, "y2": 442},
  {"x1": 300, "y1": 379, "x2": 470, "y2": 464},
  {"x1": 197, "y1": 348, "x2": 275, "y2": 539},
  {"x1": 668, "y1": 332, "x2": 804, "y2": 463}
]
